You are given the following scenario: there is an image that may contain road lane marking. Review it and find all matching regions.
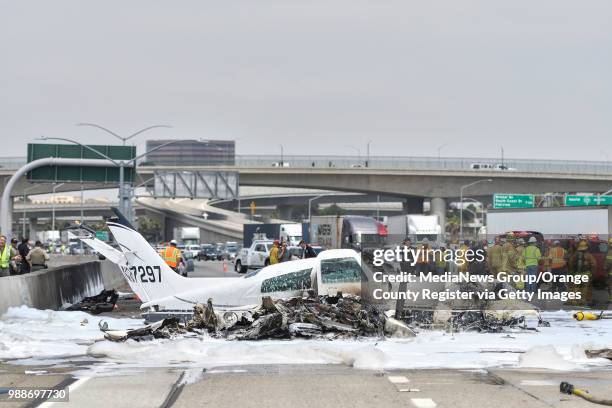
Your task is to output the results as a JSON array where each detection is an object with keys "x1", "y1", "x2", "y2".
[
  {"x1": 411, "y1": 398, "x2": 437, "y2": 408},
  {"x1": 387, "y1": 375, "x2": 410, "y2": 384},
  {"x1": 38, "y1": 376, "x2": 91, "y2": 408},
  {"x1": 519, "y1": 380, "x2": 557, "y2": 386}
]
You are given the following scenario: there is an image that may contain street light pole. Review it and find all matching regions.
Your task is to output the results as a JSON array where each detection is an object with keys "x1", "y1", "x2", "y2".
[
  {"x1": 308, "y1": 194, "x2": 327, "y2": 222},
  {"x1": 21, "y1": 185, "x2": 39, "y2": 238},
  {"x1": 51, "y1": 183, "x2": 65, "y2": 231},
  {"x1": 279, "y1": 144, "x2": 284, "y2": 166},
  {"x1": 38, "y1": 136, "x2": 183, "y2": 225},
  {"x1": 459, "y1": 179, "x2": 492, "y2": 240},
  {"x1": 366, "y1": 140, "x2": 372, "y2": 167},
  {"x1": 76, "y1": 123, "x2": 172, "y2": 146}
]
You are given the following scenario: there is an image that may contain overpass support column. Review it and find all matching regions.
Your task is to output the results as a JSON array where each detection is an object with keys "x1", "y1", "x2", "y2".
[
  {"x1": 28, "y1": 218, "x2": 37, "y2": 240},
  {"x1": 430, "y1": 197, "x2": 446, "y2": 238},
  {"x1": 402, "y1": 197, "x2": 424, "y2": 214},
  {"x1": 277, "y1": 204, "x2": 294, "y2": 221}
]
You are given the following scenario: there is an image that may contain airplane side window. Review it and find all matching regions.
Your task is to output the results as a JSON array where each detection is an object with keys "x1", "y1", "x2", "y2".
[
  {"x1": 320, "y1": 257, "x2": 362, "y2": 284},
  {"x1": 261, "y1": 268, "x2": 312, "y2": 293}
]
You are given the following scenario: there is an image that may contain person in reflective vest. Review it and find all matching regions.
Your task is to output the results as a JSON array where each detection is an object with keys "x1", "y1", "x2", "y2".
[
  {"x1": 0, "y1": 235, "x2": 19, "y2": 277},
  {"x1": 547, "y1": 240, "x2": 567, "y2": 292},
  {"x1": 523, "y1": 237, "x2": 542, "y2": 294},
  {"x1": 161, "y1": 240, "x2": 182, "y2": 272}
]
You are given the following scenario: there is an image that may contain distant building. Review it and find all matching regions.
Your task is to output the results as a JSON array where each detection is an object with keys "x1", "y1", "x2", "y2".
[{"x1": 145, "y1": 139, "x2": 235, "y2": 166}]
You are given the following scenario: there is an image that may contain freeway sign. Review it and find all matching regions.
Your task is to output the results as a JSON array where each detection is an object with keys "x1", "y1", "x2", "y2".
[
  {"x1": 565, "y1": 195, "x2": 612, "y2": 207},
  {"x1": 493, "y1": 194, "x2": 535, "y2": 209},
  {"x1": 95, "y1": 231, "x2": 109, "y2": 241}
]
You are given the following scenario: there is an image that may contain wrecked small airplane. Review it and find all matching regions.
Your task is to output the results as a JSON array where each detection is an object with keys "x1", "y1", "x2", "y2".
[{"x1": 74, "y1": 208, "x2": 366, "y2": 321}]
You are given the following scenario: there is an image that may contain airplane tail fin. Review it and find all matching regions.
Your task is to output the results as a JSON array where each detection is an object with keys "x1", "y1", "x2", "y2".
[{"x1": 105, "y1": 207, "x2": 191, "y2": 304}]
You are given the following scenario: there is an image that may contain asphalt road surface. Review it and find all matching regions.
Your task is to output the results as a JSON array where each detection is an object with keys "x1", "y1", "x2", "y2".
[
  {"x1": 190, "y1": 259, "x2": 242, "y2": 278},
  {"x1": 1, "y1": 363, "x2": 612, "y2": 408}
]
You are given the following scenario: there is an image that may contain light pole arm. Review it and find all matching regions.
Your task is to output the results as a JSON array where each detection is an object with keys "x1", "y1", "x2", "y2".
[
  {"x1": 125, "y1": 125, "x2": 172, "y2": 142},
  {"x1": 1, "y1": 158, "x2": 115, "y2": 237}
]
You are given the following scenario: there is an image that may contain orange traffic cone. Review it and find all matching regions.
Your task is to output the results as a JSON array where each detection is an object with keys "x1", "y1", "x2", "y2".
[{"x1": 223, "y1": 262, "x2": 228, "y2": 273}]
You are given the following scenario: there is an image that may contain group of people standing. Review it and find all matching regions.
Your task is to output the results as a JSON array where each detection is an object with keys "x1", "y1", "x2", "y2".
[
  {"x1": 269, "y1": 240, "x2": 317, "y2": 265},
  {"x1": 0, "y1": 235, "x2": 49, "y2": 277}
]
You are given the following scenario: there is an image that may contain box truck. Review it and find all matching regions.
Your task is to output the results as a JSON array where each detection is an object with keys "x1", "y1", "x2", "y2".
[
  {"x1": 309, "y1": 215, "x2": 386, "y2": 250},
  {"x1": 386, "y1": 214, "x2": 442, "y2": 242},
  {"x1": 173, "y1": 227, "x2": 201, "y2": 245}
]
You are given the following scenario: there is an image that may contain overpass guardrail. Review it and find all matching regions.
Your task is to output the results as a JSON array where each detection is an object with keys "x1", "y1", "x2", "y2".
[{"x1": 2, "y1": 155, "x2": 611, "y2": 175}]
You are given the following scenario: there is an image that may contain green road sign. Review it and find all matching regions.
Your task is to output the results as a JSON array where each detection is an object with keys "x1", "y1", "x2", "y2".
[
  {"x1": 493, "y1": 194, "x2": 535, "y2": 209},
  {"x1": 27, "y1": 143, "x2": 135, "y2": 183},
  {"x1": 564, "y1": 195, "x2": 612, "y2": 207},
  {"x1": 95, "y1": 231, "x2": 109, "y2": 241}
]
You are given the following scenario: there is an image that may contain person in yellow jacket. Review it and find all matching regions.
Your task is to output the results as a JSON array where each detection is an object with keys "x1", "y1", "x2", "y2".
[
  {"x1": 568, "y1": 240, "x2": 596, "y2": 305},
  {"x1": 457, "y1": 240, "x2": 470, "y2": 273},
  {"x1": 606, "y1": 238, "x2": 612, "y2": 304},
  {"x1": 269, "y1": 240, "x2": 280, "y2": 265},
  {"x1": 523, "y1": 237, "x2": 541, "y2": 294},
  {"x1": 161, "y1": 240, "x2": 182, "y2": 272},
  {"x1": 501, "y1": 233, "x2": 518, "y2": 285}
]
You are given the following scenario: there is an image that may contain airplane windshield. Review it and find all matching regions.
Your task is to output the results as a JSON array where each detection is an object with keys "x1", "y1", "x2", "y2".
[
  {"x1": 260, "y1": 268, "x2": 312, "y2": 293},
  {"x1": 320, "y1": 257, "x2": 362, "y2": 284}
]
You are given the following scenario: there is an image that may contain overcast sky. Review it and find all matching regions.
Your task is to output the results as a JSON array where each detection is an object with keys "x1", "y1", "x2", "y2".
[{"x1": 1, "y1": 0, "x2": 611, "y2": 161}]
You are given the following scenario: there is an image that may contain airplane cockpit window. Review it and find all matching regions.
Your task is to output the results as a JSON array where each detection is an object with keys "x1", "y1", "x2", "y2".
[
  {"x1": 261, "y1": 268, "x2": 312, "y2": 293},
  {"x1": 320, "y1": 257, "x2": 362, "y2": 283}
]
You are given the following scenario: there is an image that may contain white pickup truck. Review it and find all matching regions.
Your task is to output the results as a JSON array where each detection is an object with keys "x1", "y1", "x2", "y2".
[{"x1": 234, "y1": 239, "x2": 274, "y2": 273}]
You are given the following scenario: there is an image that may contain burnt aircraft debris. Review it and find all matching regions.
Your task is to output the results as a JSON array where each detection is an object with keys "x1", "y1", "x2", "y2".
[
  {"x1": 100, "y1": 294, "x2": 415, "y2": 342},
  {"x1": 65, "y1": 289, "x2": 119, "y2": 315}
]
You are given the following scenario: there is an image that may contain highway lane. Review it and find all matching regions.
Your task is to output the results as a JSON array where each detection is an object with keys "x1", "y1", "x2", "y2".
[
  {"x1": 190, "y1": 259, "x2": 242, "y2": 278},
  {"x1": 2, "y1": 363, "x2": 611, "y2": 407}
]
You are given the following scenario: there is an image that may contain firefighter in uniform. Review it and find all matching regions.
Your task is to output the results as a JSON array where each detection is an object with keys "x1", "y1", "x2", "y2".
[
  {"x1": 161, "y1": 240, "x2": 182, "y2": 273},
  {"x1": 501, "y1": 233, "x2": 518, "y2": 287},
  {"x1": 568, "y1": 240, "x2": 596, "y2": 305},
  {"x1": 547, "y1": 240, "x2": 567, "y2": 292}
]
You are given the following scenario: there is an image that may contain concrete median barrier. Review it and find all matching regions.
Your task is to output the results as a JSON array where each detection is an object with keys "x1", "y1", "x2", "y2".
[{"x1": 0, "y1": 260, "x2": 125, "y2": 315}]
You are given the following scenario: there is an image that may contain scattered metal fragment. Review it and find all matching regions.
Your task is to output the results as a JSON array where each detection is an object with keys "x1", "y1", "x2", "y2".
[
  {"x1": 585, "y1": 349, "x2": 612, "y2": 361},
  {"x1": 65, "y1": 289, "x2": 118, "y2": 314}
]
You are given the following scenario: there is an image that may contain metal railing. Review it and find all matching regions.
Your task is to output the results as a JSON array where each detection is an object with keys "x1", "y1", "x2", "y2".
[{"x1": 3, "y1": 155, "x2": 611, "y2": 175}]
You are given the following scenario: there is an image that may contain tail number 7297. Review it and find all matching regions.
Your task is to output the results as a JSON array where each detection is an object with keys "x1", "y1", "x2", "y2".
[{"x1": 121, "y1": 265, "x2": 162, "y2": 283}]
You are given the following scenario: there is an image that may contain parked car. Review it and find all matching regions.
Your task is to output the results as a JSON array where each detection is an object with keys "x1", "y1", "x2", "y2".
[
  {"x1": 224, "y1": 242, "x2": 240, "y2": 260},
  {"x1": 184, "y1": 244, "x2": 201, "y2": 259},
  {"x1": 197, "y1": 244, "x2": 221, "y2": 261},
  {"x1": 272, "y1": 161, "x2": 290, "y2": 167}
]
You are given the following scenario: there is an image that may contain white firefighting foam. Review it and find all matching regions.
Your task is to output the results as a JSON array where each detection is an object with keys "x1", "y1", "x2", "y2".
[{"x1": 1, "y1": 307, "x2": 611, "y2": 374}]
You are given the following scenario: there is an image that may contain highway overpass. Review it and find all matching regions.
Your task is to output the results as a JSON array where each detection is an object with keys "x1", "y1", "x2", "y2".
[{"x1": 3, "y1": 155, "x2": 611, "y2": 237}]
